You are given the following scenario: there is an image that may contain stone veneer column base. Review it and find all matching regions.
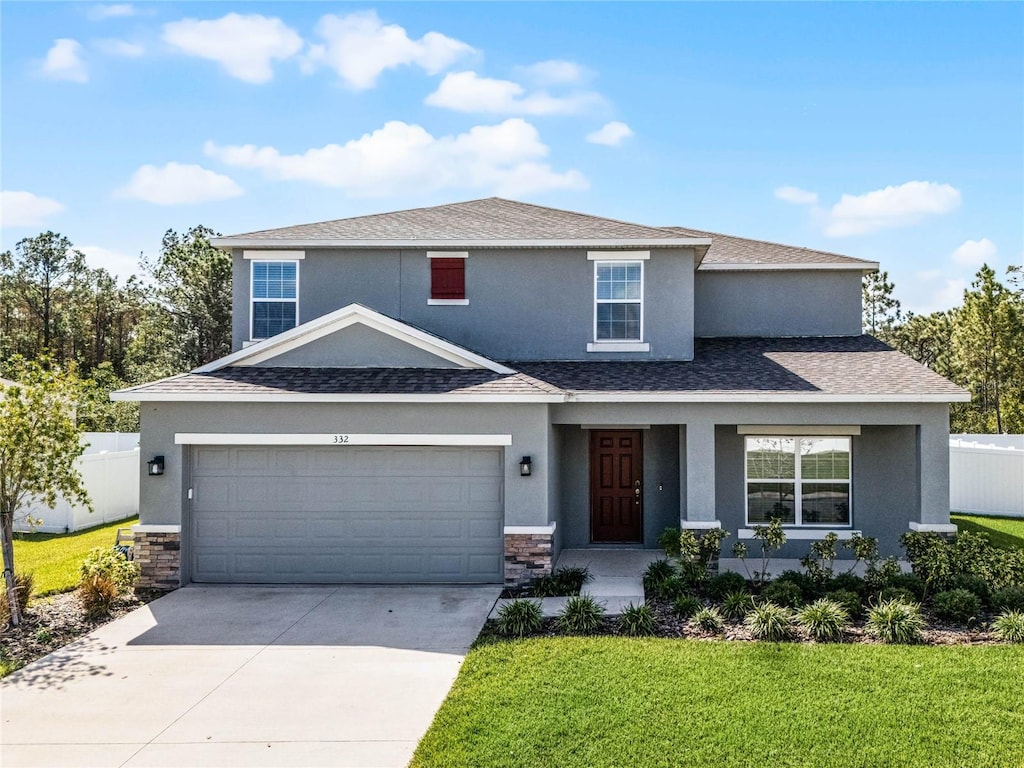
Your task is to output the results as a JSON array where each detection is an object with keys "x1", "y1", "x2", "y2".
[
  {"x1": 504, "y1": 525, "x2": 555, "y2": 587},
  {"x1": 133, "y1": 525, "x2": 182, "y2": 590}
]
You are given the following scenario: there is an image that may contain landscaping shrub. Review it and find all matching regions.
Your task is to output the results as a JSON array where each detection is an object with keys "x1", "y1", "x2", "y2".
[
  {"x1": 950, "y1": 573, "x2": 992, "y2": 606},
  {"x1": 496, "y1": 599, "x2": 543, "y2": 639},
  {"x1": 825, "y1": 589, "x2": 863, "y2": 619},
  {"x1": 78, "y1": 546, "x2": 140, "y2": 618},
  {"x1": 530, "y1": 574, "x2": 562, "y2": 598},
  {"x1": 556, "y1": 596, "x2": 606, "y2": 635},
  {"x1": 707, "y1": 571, "x2": 747, "y2": 600},
  {"x1": 0, "y1": 572, "x2": 34, "y2": 626},
  {"x1": 657, "y1": 527, "x2": 682, "y2": 557},
  {"x1": 883, "y1": 573, "x2": 926, "y2": 600},
  {"x1": 991, "y1": 611, "x2": 1024, "y2": 644},
  {"x1": 745, "y1": 601, "x2": 796, "y2": 642},
  {"x1": 553, "y1": 566, "x2": 591, "y2": 595},
  {"x1": 677, "y1": 559, "x2": 710, "y2": 587},
  {"x1": 878, "y1": 587, "x2": 918, "y2": 605},
  {"x1": 992, "y1": 586, "x2": 1024, "y2": 613},
  {"x1": 866, "y1": 599, "x2": 924, "y2": 644},
  {"x1": 720, "y1": 590, "x2": 754, "y2": 621},
  {"x1": 762, "y1": 579, "x2": 803, "y2": 608},
  {"x1": 643, "y1": 560, "x2": 677, "y2": 595},
  {"x1": 619, "y1": 603, "x2": 655, "y2": 636},
  {"x1": 691, "y1": 606, "x2": 725, "y2": 634},
  {"x1": 777, "y1": 570, "x2": 820, "y2": 600},
  {"x1": 902, "y1": 530, "x2": 1024, "y2": 593},
  {"x1": 865, "y1": 557, "x2": 904, "y2": 593},
  {"x1": 827, "y1": 572, "x2": 866, "y2": 596},
  {"x1": 672, "y1": 595, "x2": 701, "y2": 619},
  {"x1": 797, "y1": 599, "x2": 850, "y2": 642},
  {"x1": 932, "y1": 589, "x2": 982, "y2": 624},
  {"x1": 658, "y1": 576, "x2": 689, "y2": 601}
]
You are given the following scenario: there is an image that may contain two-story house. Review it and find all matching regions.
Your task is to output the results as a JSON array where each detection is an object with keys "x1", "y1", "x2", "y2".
[{"x1": 113, "y1": 198, "x2": 969, "y2": 589}]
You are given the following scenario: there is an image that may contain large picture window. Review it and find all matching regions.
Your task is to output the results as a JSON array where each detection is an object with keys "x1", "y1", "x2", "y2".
[
  {"x1": 251, "y1": 260, "x2": 298, "y2": 339},
  {"x1": 594, "y1": 261, "x2": 643, "y2": 341},
  {"x1": 745, "y1": 437, "x2": 851, "y2": 526}
]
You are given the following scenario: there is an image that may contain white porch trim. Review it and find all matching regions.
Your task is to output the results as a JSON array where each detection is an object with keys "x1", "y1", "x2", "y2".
[
  {"x1": 132, "y1": 525, "x2": 182, "y2": 534},
  {"x1": 738, "y1": 528, "x2": 861, "y2": 540},
  {"x1": 738, "y1": 425, "x2": 862, "y2": 435},
  {"x1": 908, "y1": 522, "x2": 958, "y2": 533},
  {"x1": 504, "y1": 523, "x2": 557, "y2": 535},
  {"x1": 679, "y1": 520, "x2": 722, "y2": 530},
  {"x1": 174, "y1": 432, "x2": 513, "y2": 446}
]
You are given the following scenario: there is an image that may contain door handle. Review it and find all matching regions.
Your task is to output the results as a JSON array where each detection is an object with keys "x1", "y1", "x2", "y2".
[{"x1": 634, "y1": 487, "x2": 641, "y2": 496}]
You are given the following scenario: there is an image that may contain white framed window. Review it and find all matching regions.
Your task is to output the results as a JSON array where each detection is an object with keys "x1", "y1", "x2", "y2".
[
  {"x1": 250, "y1": 260, "x2": 298, "y2": 340},
  {"x1": 744, "y1": 436, "x2": 852, "y2": 527},
  {"x1": 593, "y1": 261, "x2": 643, "y2": 342}
]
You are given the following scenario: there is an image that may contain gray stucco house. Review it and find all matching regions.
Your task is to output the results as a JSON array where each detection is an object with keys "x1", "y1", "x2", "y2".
[{"x1": 113, "y1": 198, "x2": 968, "y2": 589}]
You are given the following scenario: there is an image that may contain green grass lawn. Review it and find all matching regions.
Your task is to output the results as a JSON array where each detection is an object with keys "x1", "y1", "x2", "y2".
[
  {"x1": 412, "y1": 638, "x2": 1024, "y2": 768},
  {"x1": 12, "y1": 516, "x2": 138, "y2": 596},
  {"x1": 952, "y1": 513, "x2": 1024, "y2": 550}
]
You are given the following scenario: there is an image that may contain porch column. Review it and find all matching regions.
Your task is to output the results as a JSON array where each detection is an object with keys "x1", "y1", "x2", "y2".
[
  {"x1": 683, "y1": 418, "x2": 719, "y2": 527},
  {"x1": 912, "y1": 411, "x2": 956, "y2": 531}
]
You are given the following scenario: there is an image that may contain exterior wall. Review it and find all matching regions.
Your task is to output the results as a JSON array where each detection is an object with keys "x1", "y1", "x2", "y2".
[
  {"x1": 694, "y1": 270, "x2": 863, "y2": 337},
  {"x1": 138, "y1": 401, "x2": 552, "y2": 583},
  {"x1": 233, "y1": 247, "x2": 696, "y2": 361},
  {"x1": 555, "y1": 424, "x2": 680, "y2": 549}
]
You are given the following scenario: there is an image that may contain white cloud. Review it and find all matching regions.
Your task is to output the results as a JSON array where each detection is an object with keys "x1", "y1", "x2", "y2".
[
  {"x1": 0, "y1": 190, "x2": 66, "y2": 227},
  {"x1": 88, "y1": 4, "x2": 136, "y2": 20},
  {"x1": 951, "y1": 237, "x2": 997, "y2": 267},
  {"x1": 303, "y1": 10, "x2": 474, "y2": 90},
  {"x1": 42, "y1": 39, "x2": 88, "y2": 82},
  {"x1": 823, "y1": 181, "x2": 961, "y2": 237},
  {"x1": 204, "y1": 118, "x2": 587, "y2": 197},
  {"x1": 95, "y1": 38, "x2": 144, "y2": 57},
  {"x1": 586, "y1": 121, "x2": 633, "y2": 147},
  {"x1": 162, "y1": 13, "x2": 303, "y2": 84},
  {"x1": 116, "y1": 162, "x2": 244, "y2": 205},
  {"x1": 517, "y1": 59, "x2": 588, "y2": 85},
  {"x1": 929, "y1": 278, "x2": 967, "y2": 312},
  {"x1": 425, "y1": 71, "x2": 601, "y2": 115},
  {"x1": 774, "y1": 186, "x2": 818, "y2": 205},
  {"x1": 915, "y1": 269, "x2": 943, "y2": 282},
  {"x1": 79, "y1": 245, "x2": 140, "y2": 279}
]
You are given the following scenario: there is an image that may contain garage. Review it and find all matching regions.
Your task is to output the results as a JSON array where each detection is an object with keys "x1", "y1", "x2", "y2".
[{"x1": 189, "y1": 444, "x2": 504, "y2": 583}]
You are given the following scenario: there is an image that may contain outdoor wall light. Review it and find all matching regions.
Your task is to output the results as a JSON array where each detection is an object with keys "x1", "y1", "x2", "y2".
[
  {"x1": 519, "y1": 456, "x2": 532, "y2": 477},
  {"x1": 147, "y1": 455, "x2": 165, "y2": 476}
]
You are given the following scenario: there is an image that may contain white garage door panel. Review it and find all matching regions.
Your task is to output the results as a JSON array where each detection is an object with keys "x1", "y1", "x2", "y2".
[{"x1": 191, "y1": 445, "x2": 504, "y2": 583}]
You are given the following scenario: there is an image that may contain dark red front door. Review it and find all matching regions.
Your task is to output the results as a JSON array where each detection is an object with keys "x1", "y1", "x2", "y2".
[{"x1": 590, "y1": 430, "x2": 643, "y2": 543}]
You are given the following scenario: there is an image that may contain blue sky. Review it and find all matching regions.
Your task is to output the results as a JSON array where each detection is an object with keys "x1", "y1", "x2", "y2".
[{"x1": 2, "y1": 2, "x2": 1021, "y2": 314}]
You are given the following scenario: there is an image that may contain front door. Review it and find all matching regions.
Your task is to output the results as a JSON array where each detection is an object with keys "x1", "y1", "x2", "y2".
[{"x1": 590, "y1": 430, "x2": 643, "y2": 543}]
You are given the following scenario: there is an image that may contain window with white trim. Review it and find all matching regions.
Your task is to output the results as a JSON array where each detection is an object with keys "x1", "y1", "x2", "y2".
[
  {"x1": 251, "y1": 260, "x2": 298, "y2": 339},
  {"x1": 594, "y1": 261, "x2": 643, "y2": 341},
  {"x1": 745, "y1": 437, "x2": 851, "y2": 526}
]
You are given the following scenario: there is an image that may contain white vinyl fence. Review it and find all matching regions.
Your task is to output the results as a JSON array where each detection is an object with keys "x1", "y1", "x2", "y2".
[
  {"x1": 950, "y1": 434, "x2": 1024, "y2": 518},
  {"x1": 15, "y1": 432, "x2": 140, "y2": 534}
]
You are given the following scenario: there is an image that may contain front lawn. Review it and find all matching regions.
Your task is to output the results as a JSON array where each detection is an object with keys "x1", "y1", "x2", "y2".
[
  {"x1": 12, "y1": 516, "x2": 138, "y2": 596},
  {"x1": 412, "y1": 638, "x2": 1024, "y2": 768},
  {"x1": 952, "y1": 514, "x2": 1024, "y2": 550}
]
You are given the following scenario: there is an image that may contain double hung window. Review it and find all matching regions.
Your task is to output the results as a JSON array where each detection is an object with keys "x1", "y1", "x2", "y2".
[
  {"x1": 251, "y1": 260, "x2": 298, "y2": 339},
  {"x1": 594, "y1": 261, "x2": 643, "y2": 341},
  {"x1": 745, "y1": 437, "x2": 851, "y2": 526}
]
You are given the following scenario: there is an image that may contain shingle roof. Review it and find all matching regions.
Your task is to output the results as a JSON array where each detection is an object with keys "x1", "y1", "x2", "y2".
[
  {"x1": 118, "y1": 337, "x2": 966, "y2": 401},
  {"x1": 220, "y1": 198, "x2": 691, "y2": 243},
  {"x1": 663, "y1": 226, "x2": 872, "y2": 267},
  {"x1": 512, "y1": 337, "x2": 965, "y2": 397},
  {"x1": 121, "y1": 367, "x2": 561, "y2": 397}
]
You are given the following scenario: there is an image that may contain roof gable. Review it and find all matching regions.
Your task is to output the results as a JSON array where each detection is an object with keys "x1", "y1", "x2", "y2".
[{"x1": 194, "y1": 304, "x2": 514, "y2": 374}]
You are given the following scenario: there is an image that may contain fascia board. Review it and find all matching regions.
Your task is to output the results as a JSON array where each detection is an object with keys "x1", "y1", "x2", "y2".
[
  {"x1": 110, "y1": 391, "x2": 564, "y2": 403},
  {"x1": 564, "y1": 392, "x2": 972, "y2": 403},
  {"x1": 211, "y1": 238, "x2": 712, "y2": 249},
  {"x1": 698, "y1": 262, "x2": 879, "y2": 272}
]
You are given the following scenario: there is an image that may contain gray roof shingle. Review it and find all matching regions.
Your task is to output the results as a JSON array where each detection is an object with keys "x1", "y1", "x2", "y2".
[
  {"x1": 220, "y1": 198, "x2": 690, "y2": 243},
  {"x1": 664, "y1": 226, "x2": 873, "y2": 267},
  {"x1": 119, "y1": 337, "x2": 966, "y2": 400}
]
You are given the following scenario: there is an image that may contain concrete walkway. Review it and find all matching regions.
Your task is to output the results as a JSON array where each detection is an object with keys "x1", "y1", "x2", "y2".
[
  {"x1": 1, "y1": 585, "x2": 499, "y2": 768},
  {"x1": 490, "y1": 548, "x2": 663, "y2": 618}
]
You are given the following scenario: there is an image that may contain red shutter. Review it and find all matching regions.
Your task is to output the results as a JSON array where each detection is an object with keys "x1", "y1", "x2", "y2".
[{"x1": 431, "y1": 258, "x2": 465, "y2": 299}]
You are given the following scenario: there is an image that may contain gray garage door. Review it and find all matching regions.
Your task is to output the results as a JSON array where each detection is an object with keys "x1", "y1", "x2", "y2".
[{"x1": 190, "y1": 445, "x2": 504, "y2": 583}]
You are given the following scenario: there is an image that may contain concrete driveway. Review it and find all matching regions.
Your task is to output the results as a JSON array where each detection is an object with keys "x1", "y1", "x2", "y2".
[{"x1": 1, "y1": 585, "x2": 499, "y2": 768}]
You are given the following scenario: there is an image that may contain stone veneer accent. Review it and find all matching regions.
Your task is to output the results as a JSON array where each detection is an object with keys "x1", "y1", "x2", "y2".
[
  {"x1": 133, "y1": 525, "x2": 181, "y2": 590},
  {"x1": 504, "y1": 529, "x2": 554, "y2": 587}
]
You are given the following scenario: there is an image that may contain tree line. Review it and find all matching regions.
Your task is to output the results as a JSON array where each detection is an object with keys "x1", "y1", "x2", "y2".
[
  {"x1": 0, "y1": 228, "x2": 231, "y2": 431},
  {"x1": 2, "y1": 229, "x2": 1022, "y2": 434},
  {"x1": 863, "y1": 265, "x2": 1024, "y2": 434}
]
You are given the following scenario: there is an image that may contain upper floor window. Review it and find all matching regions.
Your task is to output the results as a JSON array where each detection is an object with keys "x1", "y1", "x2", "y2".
[
  {"x1": 251, "y1": 260, "x2": 298, "y2": 339},
  {"x1": 745, "y1": 437, "x2": 851, "y2": 527},
  {"x1": 594, "y1": 261, "x2": 643, "y2": 341},
  {"x1": 428, "y1": 251, "x2": 469, "y2": 305}
]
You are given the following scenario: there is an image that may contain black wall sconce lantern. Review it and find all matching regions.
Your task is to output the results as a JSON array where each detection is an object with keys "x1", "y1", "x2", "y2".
[
  {"x1": 147, "y1": 455, "x2": 165, "y2": 476},
  {"x1": 519, "y1": 456, "x2": 533, "y2": 477}
]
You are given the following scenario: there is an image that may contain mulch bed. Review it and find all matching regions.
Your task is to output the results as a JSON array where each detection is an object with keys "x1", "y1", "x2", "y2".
[
  {"x1": 1, "y1": 589, "x2": 163, "y2": 675},
  {"x1": 480, "y1": 594, "x2": 1004, "y2": 646}
]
